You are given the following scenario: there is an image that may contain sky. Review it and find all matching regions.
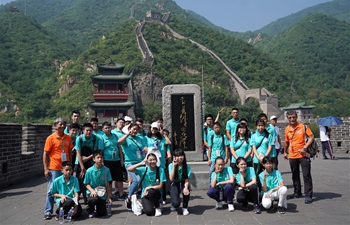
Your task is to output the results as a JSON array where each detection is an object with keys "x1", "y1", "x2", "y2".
[{"x1": 174, "y1": 0, "x2": 332, "y2": 32}]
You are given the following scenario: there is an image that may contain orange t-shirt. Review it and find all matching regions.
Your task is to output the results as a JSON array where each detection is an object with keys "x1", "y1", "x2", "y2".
[
  {"x1": 44, "y1": 132, "x2": 73, "y2": 170},
  {"x1": 284, "y1": 122, "x2": 313, "y2": 159}
]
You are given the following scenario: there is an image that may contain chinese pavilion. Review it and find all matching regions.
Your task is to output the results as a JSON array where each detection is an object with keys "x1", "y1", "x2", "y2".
[{"x1": 89, "y1": 60, "x2": 135, "y2": 119}]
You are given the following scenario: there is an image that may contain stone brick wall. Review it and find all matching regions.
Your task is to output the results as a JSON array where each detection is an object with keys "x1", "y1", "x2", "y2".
[{"x1": 0, "y1": 123, "x2": 52, "y2": 189}]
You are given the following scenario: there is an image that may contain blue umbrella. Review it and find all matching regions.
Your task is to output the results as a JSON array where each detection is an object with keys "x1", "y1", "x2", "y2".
[{"x1": 317, "y1": 116, "x2": 343, "y2": 127}]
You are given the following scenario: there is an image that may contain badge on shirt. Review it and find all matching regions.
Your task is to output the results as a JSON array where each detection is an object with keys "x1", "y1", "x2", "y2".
[
  {"x1": 216, "y1": 149, "x2": 221, "y2": 157},
  {"x1": 61, "y1": 152, "x2": 67, "y2": 162}
]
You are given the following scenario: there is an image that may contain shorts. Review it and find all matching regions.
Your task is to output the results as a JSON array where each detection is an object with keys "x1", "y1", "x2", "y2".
[{"x1": 104, "y1": 160, "x2": 123, "y2": 182}]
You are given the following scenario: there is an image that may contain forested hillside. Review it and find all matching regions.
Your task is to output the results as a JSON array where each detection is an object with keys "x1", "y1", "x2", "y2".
[
  {"x1": 256, "y1": 0, "x2": 349, "y2": 36},
  {"x1": 0, "y1": 0, "x2": 348, "y2": 123},
  {"x1": 261, "y1": 14, "x2": 350, "y2": 116},
  {"x1": 0, "y1": 12, "x2": 78, "y2": 122}
]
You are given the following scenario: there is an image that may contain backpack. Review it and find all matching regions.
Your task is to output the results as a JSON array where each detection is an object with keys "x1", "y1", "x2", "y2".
[
  {"x1": 304, "y1": 125, "x2": 319, "y2": 158},
  {"x1": 210, "y1": 133, "x2": 225, "y2": 150}
]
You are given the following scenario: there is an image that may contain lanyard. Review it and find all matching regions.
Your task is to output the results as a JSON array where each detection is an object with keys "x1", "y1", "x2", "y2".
[{"x1": 58, "y1": 138, "x2": 65, "y2": 152}]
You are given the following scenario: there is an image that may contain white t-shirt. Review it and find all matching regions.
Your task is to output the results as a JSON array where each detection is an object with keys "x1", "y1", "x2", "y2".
[
  {"x1": 274, "y1": 126, "x2": 280, "y2": 149},
  {"x1": 319, "y1": 125, "x2": 330, "y2": 141}
]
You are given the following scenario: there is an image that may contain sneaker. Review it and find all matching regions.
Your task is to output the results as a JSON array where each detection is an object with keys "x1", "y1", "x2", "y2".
[
  {"x1": 118, "y1": 193, "x2": 126, "y2": 201},
  {"x1": 289, "y1": 193, "x2": 302, "y2": 199},
  {"x1": 170, "y1": 205, "x2": 176, "y2": 211},
  {"x1": 88, "y1": 213, "x2": 94, "y2": 218},
  {"x1": 228, "y1": 204, "x2": 235, "y2": 212},
  {"x1": 43, "y1": 212, "x2": 52, "y2": 220},
  {"x1": 125, "y1": 197, "x2": 132, "y2": 211},
  {"x1": 332, "y1": 157, "x2": 338, "y2": 160},
  {"x1": 278, "y1": 206, "x2": 286, "y2": 214},
  {"x1": 323, "y1": 157, "x2": 329, "y2": 160},
  {"x1": 113, "y1": 191, "x2": 119, "y2": 197},
  {"x1": 253, "y1": 205, "x2": 261, "y2": 214},
  {"x1": 155, "y1": 208, "x2": 162, "y2": 217},
  {"x1": 305, "y1": 196, "x2": 313, "y2": 204},
  {"x1": 182, "y1": 208, "x2": 189, "y2": 216},
  {"x1": 216, "y1": 201, "x2": 223, "y2": 209}
]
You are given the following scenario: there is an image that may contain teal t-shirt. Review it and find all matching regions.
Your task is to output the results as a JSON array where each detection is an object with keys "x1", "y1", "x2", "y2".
[
  {"x1": 210, "y1": 167, "x2": 234, "y2": 188},
  {"x1": 135, "y1": 166, "x2": 167, "y2": 198},
  {"x1": 230, "y1": 137, "x2": 252, "y2": 163},
  {"x1": 93, "y1": 129, "x2": 104, "y2": 138},
  {"x1": 168, "y1": 163, "x2": 191, "y2": 182},
  {"x1": 122, "y1": 135, "x2": 147, "y2": 166},
  {"x1": 100, "y1": 133, "x2": 120, "y2": 161},
  {"x1": 235, "y1": 167, "x2": 256, "y2": 186},
  {"x1": 52, "y1": 175, "x2": 80, "y2": 207},
  {"x1": 207, "y1": 133, "x2": 229, "y2": 162},
  {"x1": 74, "y1": 134, "x2": 104, "y2": 164},
  {"x1": 145, "y1": 136, "x2": 166, "y2": 168},
  {"x1": 258, "y1": 169, "x2": 284, "y2": 194},
  {"x1": 111, "y1": 129, "x2": 125, "y2": 139},
  {"x1": 266, "y1": 124, "x2": 277, "y2": 157},
  {"x1": 225, "y1": 118, "x2": 240, "y2": 139},
  {"x1": 251, "y1": 131, "x2": 275, "y2": 164},
  {"x1": 83, "y1": 165, "x2": 112, "y2": 200},
  {"x1": 202, "y1": 127, "x2": 214, "y2": 151}
]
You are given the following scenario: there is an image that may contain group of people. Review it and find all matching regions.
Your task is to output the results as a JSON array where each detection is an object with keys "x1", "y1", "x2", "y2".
[
  {"x1": 203, "y1": 108, "x2": 316, "y2": 214},
  {"x1": 43, "y1": 110, "x2": 191, "y2": 220},
  {"x1": 43, "y1": 107, "x2": 317, "y2": 221}
]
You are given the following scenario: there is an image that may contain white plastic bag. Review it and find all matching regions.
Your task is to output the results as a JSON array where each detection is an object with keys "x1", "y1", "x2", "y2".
[{"x1": 131, "y1": 194, "x2": 143, "y2": 216}]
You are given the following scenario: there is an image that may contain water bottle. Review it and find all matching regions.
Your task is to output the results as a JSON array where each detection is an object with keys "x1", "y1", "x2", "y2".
[
  {"x1": 219, "y1": 188, "x2": 223, "y2": 201},
  {"x1": 66, "y1": 206, "x2": 74, "y2": 222},
  {"x1": 155, "y1": 179, "x2": 160, "y2": 186},
  {"x1": 58, "y1": 207, "x2": 64, "y2": 224},
  {"x1": 107, "y1": 203, "x2": 112, "y2": 216}
]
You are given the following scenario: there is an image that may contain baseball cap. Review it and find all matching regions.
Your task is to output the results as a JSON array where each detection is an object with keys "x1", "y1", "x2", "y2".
[
  {"x1": 270, "y1": 115, "x2": 277, "y2": 120},
  {"x1": 124, "y1": 116, "x2": 133, "y2": 122},
  {"x1": 151, "y1": 122, "x2": 160, "y2": 130}
]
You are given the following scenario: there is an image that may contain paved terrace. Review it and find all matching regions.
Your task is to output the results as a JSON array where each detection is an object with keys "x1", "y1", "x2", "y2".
[{"x1": 0, "y1": 154, "x2": 349, "y2": 225}]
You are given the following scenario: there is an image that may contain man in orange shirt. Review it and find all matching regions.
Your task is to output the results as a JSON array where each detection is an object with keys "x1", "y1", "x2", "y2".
[
  {"x1": 284, "y1": 111, "x2": 314, "y2": 204},
  {"x1": 43, "y1": 118, "x2": 73, "y2": 220}
]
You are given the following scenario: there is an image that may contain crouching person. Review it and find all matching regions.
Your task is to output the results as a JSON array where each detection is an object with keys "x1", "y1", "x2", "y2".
[
  {"x1": 51, "y1": 162, "x2": 82, "y2": 220},
  {"x1": 84, "y1": 150, "x2": 113, "y2": 218},
  {"x1": 207, "y1": 157, "x2": 235, "y2": 212},
  {"x1": 259, "y1": 156, "x2": 288, "y2": 214},
  {"x1": 128, "y1": 153, "x2": 166, "y2": 217}
]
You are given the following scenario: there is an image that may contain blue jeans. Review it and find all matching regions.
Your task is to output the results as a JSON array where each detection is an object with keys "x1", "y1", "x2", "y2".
[
  {"x1": 126, "y1": 164, "x2": 140, "y2": 198},
  {"x1": 44, "y1": 170, "x2": 62, "y2": 214},
  {"x1": 207, "y1": 184, "x2": 235, "y2": 204}
]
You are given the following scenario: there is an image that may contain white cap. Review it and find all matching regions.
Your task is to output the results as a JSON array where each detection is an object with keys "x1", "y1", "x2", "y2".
[
  {"x1": 270, "y1": 115, "x2": 277, "y2": 120},
  {"x1": 151, "y1": 122, "x2": 160, "y2": 130},
  {"x1": 124, "y1": 116, "x2": 133, "y2": 122}
]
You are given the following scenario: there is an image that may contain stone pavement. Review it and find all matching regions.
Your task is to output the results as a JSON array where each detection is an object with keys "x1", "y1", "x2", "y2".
[{"x1": 1, "y1": 154, "x2": 349, "y2": 225}]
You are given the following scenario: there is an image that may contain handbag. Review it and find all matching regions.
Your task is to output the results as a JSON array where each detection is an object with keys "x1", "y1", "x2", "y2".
[
  {"x1": 94, "y1": 166, "x2": 107, "y2": 197},
  {"x1": 131, "y1": 167, "x2": 148, "y2": 216}
]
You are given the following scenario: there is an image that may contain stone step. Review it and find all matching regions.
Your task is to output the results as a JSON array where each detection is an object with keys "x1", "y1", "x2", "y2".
[{"x1": 187, "y1": 161, "x2": 210, "y2": 190}]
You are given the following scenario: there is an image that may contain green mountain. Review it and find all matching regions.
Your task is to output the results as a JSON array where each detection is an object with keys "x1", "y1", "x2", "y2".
[
  {"x1": 256, "y1": 0, "x2": 350, "y2": 36},
  {"x1": 261, "y1": 13, "x2": 350, "y2": 116},
  {"x1": 0, "y1": 0, "x2": 348, "y2": 123},
  {"x1": 0, "y1": 12, "x2": 78, "y2": 121}
]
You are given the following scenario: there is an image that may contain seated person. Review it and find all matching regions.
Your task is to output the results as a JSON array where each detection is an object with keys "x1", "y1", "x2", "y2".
[
  {"x1": 84, "y1": 150, "x2": 112, "y2": 218},
  {"x1": 207, "y1": 157, "x2": 235, "y2": 212},
  {"x1": 259, "y1": 156, "x2": 288, "y2": 214},
  {"x1": 51, "y1": 161, "x2": 82, "y2": 220},
  {"x1": 168, "y1": 148, "x2": 191, "y2": 216},
  {"x1": 235, "y1": 157, "x2": 261, "y2": 214},
  {"x1": 127, "y1": 153, "x2": 166, "y2": 217}
]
